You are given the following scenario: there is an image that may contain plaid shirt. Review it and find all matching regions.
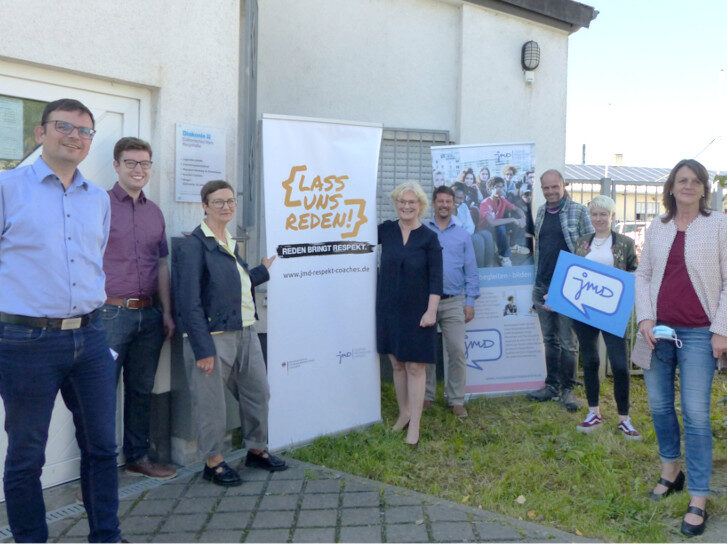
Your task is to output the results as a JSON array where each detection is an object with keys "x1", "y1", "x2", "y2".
[{"x1": 533, "y1": 197, "x2": 593, "y2": 279}]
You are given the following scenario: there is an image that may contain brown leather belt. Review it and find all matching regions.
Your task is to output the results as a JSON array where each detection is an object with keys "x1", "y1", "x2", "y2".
[{"x1": 105, "y1": 296, "x2": 154, "y2": 309}]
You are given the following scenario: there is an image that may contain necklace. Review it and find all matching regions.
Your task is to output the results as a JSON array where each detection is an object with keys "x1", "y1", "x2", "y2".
[{"x1": 592, "y1": 235, "x2": 610, "y2": 248}]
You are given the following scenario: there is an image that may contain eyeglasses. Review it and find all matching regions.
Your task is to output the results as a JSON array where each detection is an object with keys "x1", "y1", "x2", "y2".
[
  {"x1": 44, "y1": 120, "x2": 96, "y2": 140},
  {"x1": 208, "y1": 198, "x2": 238, "y2": 209},
  {"x1": 122, "y1": 159, "x2": 153, "y2": 170},
  {"x1": 396, "y1": 199, "x2": 418, "y2": 207}
]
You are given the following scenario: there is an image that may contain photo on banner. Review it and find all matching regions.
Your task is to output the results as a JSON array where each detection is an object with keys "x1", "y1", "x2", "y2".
[
  {"x1": 430, "y1": 142, "x2": 546, "y2": 396},
  {"x1": 263, "y1": 114, "x2": 383, "y2": 450}
]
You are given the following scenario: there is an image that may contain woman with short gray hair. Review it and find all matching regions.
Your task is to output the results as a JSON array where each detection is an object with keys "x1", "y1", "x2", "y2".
[
  {"x1": 573, "y1": 195, "x2": 639, "y2": 438},
  {"x1": 174, "y1": 180, "x2": 286, "y2": 487}
]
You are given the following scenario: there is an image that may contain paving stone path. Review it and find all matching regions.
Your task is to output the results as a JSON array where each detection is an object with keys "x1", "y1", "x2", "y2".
[{"x1": 3, "y1": 452, "x2": 588, "y2": 543}]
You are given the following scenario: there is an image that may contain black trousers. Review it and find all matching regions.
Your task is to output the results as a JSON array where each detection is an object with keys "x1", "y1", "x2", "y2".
[{"x1": 573, "y1": 321, "x2": 630, "y2": 415}]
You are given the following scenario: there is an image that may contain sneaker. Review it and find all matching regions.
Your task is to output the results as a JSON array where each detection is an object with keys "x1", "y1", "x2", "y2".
[
  {"x1": 526, "y1": 385, "x2": 558, "y2": 402},
  {"x1": 576, "y1": 411, "x2": 603, "y2": 433},
  {"x1": 559, "y1": 388, "x2": 581, "y2": 411},
  {"x1": 617, "y1": 418, "x2": 642, "y2": 440},
  {"x1": 500, "y1": 256, "x2": 513, "y2": 267},
  {"x1": 452, "y1": 405, "x2": 468, "y2": 418},
  {"x1": 510, "y1": 244, "x2": 531, "y2": 255}
]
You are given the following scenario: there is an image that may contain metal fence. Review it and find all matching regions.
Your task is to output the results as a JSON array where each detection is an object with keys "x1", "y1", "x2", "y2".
[{"x1": 566, "y1": 178, "x2": 666, "y2": 376}]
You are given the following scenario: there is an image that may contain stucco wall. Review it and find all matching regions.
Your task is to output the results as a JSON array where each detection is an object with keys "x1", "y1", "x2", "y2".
[
  {"x1": 257, "y1": 0, "x2": 460, "y2": 135},
  {"x1": 0, "y1": 0, "x2": 575, "y2": 394},
  {"x1": 0, "y1": 0, "x2": 241, "y2": 237},
  {"x1": 0, "y1": 0, "x2": 241, "y2": 393},
  {"x1": 459, "y1": 3, "x2": 570, "y2": 212},
  {"x1": 257, "y1": 0, "x2": 570, "y2": 213}
]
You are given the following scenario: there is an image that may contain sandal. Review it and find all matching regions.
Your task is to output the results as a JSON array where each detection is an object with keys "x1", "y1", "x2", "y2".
[
  {"x1": 681, "y1": 504, "x2": 708, "y2": 537},
  {"x1": 649, "y1": 470, "x2": 684, "y2": 501}
]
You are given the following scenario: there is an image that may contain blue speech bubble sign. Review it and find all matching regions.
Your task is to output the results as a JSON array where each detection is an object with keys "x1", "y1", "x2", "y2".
[
  {"x1": 546, "y1": 251, "x2": 634, "y2": 337},
  {"x1": 561, "y1": 265, "x2": 624, "y2": 319}
]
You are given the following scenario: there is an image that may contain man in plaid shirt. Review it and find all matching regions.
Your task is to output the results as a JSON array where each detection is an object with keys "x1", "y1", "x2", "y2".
[{"x1": 527, "y1": 169, "x2": 593, "y2": 410}]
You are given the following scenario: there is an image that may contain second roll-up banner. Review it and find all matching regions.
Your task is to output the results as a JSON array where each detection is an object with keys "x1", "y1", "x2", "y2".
[
  {"x1": 430, "y1": 142, "x2": 547, "y2": 397},
  {"x1": 262, "y1": 114, "x2": 383, "y2": 450}
]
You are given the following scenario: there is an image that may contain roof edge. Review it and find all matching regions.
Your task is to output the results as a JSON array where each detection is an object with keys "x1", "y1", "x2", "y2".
[{"x1": 466, "y1": 0, "x2": 598, "y2": 33}]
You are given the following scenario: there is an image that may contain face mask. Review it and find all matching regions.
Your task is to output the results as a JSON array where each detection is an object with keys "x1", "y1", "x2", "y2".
[{"x1": 653, "y1": 325, "x2": 683, "y2": 348}]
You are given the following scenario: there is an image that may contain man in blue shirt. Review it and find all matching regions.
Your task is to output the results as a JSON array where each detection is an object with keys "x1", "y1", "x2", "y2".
[
  {"x1": 0, "y1": 99, "x2": 121, "y2": 542},
  {"x1": 425, "y1": 185, "x2": 479, "y2": 417}
]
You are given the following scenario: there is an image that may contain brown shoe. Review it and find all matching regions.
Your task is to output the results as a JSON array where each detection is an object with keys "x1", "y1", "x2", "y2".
[
  {"x1": 423, "y1": 400, "x2": 434, "y2": 410},
  {"x1": 452, "y1": 405, "x2": 468, "y2": 418},
  {"x1": 125, "y1": 456, "x2": 177, "y2": 479}
]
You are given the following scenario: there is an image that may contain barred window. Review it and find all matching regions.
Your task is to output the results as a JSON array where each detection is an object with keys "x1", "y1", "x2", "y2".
[{"x1": 377, "y1": 128, "x2": 450, "y2": 222}]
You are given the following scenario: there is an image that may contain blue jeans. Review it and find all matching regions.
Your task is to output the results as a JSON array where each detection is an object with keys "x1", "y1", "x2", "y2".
[
  {"x1": 532, "y1": 282, "x2": 578, "y2": 391},
  {"x1": 101, "y1": 304, "x2": 165, "y2": 463},
  {"x1": 472, "y1": 230, "x2": 496, "y2": 268},
  {"x1": 0, "y1": 317, "x2": 120, "y2": 542},
  {"x1": 493, "y1": 225, "x2": 512, "y2": 258},
  {"x1": 643, "y1": 326, "x2": 715, "y2": 497}
]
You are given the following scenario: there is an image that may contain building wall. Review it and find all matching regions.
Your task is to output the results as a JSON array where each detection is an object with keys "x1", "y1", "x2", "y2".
[
  {"x1": 257, "y1": 0, "x2": 460, "y2": 135},
  {"x1": 0, "y1": 0, "x2": 240, "y2": 238},
  {"x1": 0, "y1": 0, "x2": 241, "y2": 394},
  {"x1": 1, "y1": 0, "x2": 578, "y2": 462},
  {"x1": 459, "y1": 2, "x2": 569, "y2": 211},
  {"x1": 569, "y1": 183, "x2": 664, "y2": 223},
  {"x1": 257, "y1": 0, "x2": 571, "y2": 217}
]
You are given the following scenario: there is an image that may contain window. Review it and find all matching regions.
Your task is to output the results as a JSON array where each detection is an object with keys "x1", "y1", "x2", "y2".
[
  {"x1": 0, "y1": 95, "x2": 47, "y2": 172},
  {"x1": 635, "y1": 201, "x2": 659, "y2": 215},
  {"x1": 377, "y1": 128, "x2": 450, "y2": 222}
]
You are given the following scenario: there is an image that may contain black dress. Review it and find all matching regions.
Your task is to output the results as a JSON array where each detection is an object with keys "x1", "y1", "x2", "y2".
[{"x1": 376, "y1": 220, "x2": 443, "y2": 363}]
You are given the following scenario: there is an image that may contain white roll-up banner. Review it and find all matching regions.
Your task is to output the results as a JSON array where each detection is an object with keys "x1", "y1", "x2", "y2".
[{"x1": 263, "y1": 114, "x2": 383, "y2": 450}]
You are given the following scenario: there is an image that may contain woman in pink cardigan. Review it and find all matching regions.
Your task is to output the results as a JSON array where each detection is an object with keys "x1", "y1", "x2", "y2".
[{"x1": 635, "y1": 159, "x2": 727, "y2": 537}]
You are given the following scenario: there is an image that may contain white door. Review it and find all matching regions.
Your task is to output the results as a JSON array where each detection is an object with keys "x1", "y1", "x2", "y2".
[{"x1": 0, "y1": 61, "x2": 150, "y2": 499}]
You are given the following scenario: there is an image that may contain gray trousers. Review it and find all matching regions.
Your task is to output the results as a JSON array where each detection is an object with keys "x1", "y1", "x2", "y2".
[
  {"x1": 183, "y1": 327, "x2": 269, "y2": 458},
  {"x1": 425, "y1": 295, "x2": 467, "y2": 406}
]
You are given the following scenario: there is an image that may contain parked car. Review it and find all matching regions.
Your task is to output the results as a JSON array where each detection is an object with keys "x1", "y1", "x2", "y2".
[
  {"x1": 613, "y1": 221, "x2": 647, "y2": 236},
  {"x1": 614, "y1": 221, "x2": 647, "y2": 259}
]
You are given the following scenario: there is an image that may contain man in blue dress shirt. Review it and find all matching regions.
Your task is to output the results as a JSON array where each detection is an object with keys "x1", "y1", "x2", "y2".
[
  {"x1": 425, "y1": 185, "x2": 479, "y2": 417},
  {"x1": 0, "y1": 99, "x2": 120, "y2": 542}
]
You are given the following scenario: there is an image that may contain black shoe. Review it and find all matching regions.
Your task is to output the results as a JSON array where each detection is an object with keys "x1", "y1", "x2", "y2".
[
  {"x1": 202, "y1": 461, "x2": 242, "y2": 486},
  {"x1": 649, "y1": 470, "x2": 685, "y2": 501},
  {"x1": 681, "y1": 504, "x2": 708, "y2": 537},
  {"x1": 526, "y1": 385, "x2": 558, "y2": 402},
  {"x1": 245, "y1": 449, "x2": 288, "y2": 472},
  {"x1": 559, "y1": 388, "x2": 581, "y2": 411}
]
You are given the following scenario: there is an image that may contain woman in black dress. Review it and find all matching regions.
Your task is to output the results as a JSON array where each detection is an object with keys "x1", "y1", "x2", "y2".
[{"x1": 377, "y1": 182, "x2": 443, "y2": 446}]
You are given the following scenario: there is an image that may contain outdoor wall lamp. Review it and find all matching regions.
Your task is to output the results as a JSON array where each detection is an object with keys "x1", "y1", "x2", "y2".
[{"x1": 521, "y1": 40, "x2": 540, "y2": 84}]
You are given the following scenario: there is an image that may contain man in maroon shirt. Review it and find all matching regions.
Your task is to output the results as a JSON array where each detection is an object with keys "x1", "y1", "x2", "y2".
[
  {"x1": 478, "y1": 177, "x2": 526, "y2": 267},
  {"x1": 102, "y1": 137, "x2": 176, "y2": 478}
]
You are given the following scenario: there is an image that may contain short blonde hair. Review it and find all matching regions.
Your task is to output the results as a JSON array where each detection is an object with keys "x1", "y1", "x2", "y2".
[
  {"x1": 391, "y1": 181, "x2": 429, "y2": 217},
  {"x1": 588, "y1": 195, "x2": 616, "y2": 214}
]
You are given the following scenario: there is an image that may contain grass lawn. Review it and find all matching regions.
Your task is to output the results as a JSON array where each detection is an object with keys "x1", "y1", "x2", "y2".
[{"x1": 289, "y1": 374, "x2": 727, "y2": 542}]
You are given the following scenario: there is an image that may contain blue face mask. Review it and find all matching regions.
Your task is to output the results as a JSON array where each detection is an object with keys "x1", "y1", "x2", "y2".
[{"x1": 653, "y1": 325, "x2": 683, "y2": 348}]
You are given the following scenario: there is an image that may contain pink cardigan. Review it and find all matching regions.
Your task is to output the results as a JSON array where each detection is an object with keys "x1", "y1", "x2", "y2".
[{"x1": 632, "y1": 212, "x2": 727, "y2": 369}]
